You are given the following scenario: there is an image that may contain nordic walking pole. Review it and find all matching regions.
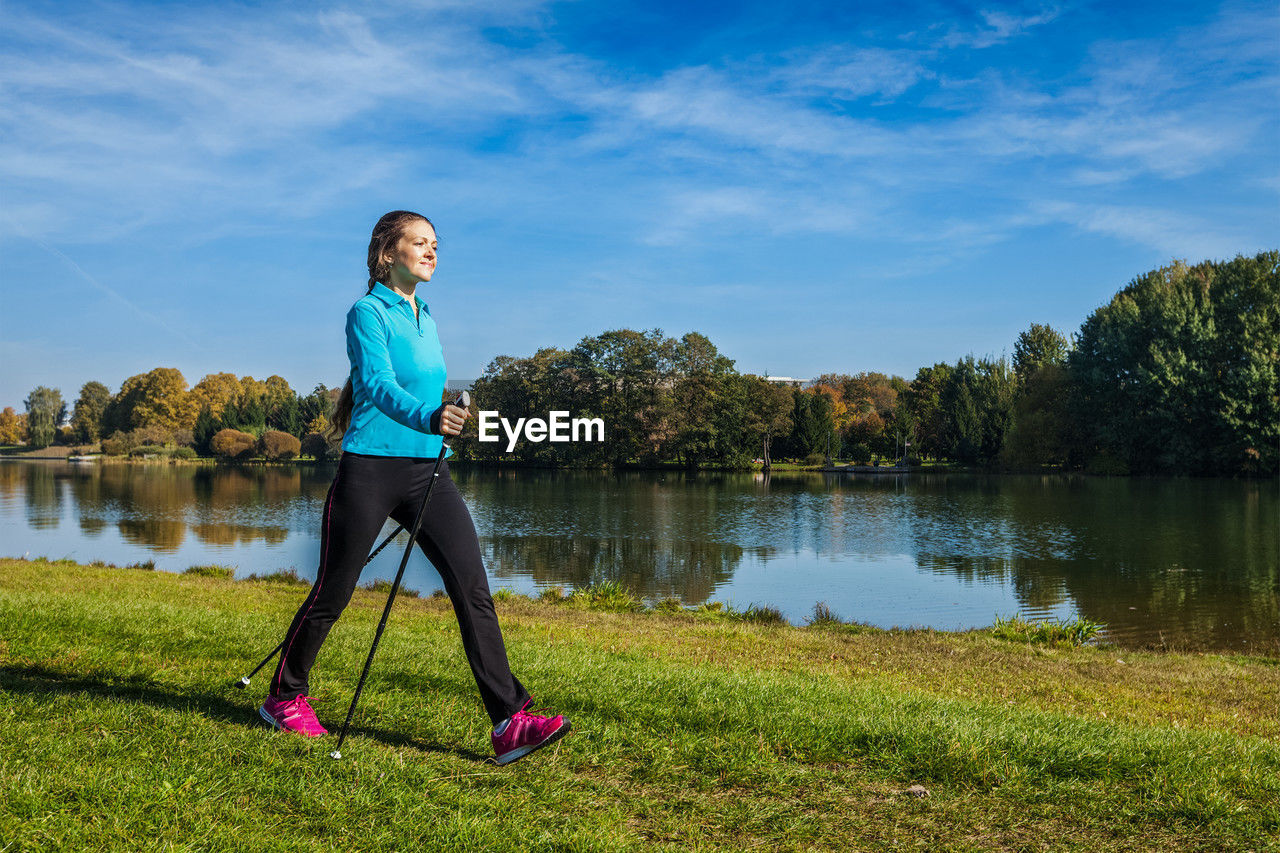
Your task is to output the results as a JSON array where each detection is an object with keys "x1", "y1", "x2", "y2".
[
  {"x1": 329, "y1": 390, "x2": 469, "y2": 760},
  {"x1": 233, "y1": 522, "x2": 408, "y2": 690}
]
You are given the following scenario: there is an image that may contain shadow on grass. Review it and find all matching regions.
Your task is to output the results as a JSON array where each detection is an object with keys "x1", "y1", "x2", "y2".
[{"x1": 0, "y1": 663, "x2": 491, "y2": 763}]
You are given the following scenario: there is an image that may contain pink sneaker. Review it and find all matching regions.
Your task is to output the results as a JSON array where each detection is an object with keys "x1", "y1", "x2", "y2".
[
  {"x1": 258, "y1": 695, "x2": 328, "y2": 737},
  {"x1": 492, "y1": 707, "x2": 571, "y2": 766}
]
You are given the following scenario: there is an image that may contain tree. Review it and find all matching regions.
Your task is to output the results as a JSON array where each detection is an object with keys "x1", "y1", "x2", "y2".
[
  {"x1": 103, "y1": 368, "x2": 195, "y2": 433},
  {"x1": 1002, "y1": 364, "x2": 1073, "y2": 467},
  {"x1": 565, "y1": 329, "x2": 674, "y2": 466},
  {"x1": 783, "y1": 389, "x2": 835, "y2": 461},
  {"x1": 299, "y1": 384, "x2": 333, "y2": 434},
  {"x1": 939, "y1": 356, "x2": 1016, "y2": 464},
  {"x1": 0, "y1": 407, "x2": 26, "y2": 445},
  {"x1": 742, "y1": 377, "x2": 793, "y2": 469},
  {"x1": 70, "y1": 381, "x2": 111, "y2": 443},
  {"x1": 1013, "y1": 323, "x2": 1069, "y2": 382},
  {"x1": 1070, "y1": 252, "x2": 1279, "y2": 474},
  {"x1": 301, "y1": 432, "x2": 333, "y2": 460},
  {"x1": 24, "y1": 386, "x2": 65, "y2": 449},
  {"x1": 193, "y1": 406, "x2": 221, "y2": 456},
  {"x1": 261, "y1": 376, "x2": 301, "y2": 435},
  {"x1": 669, "y1": 332, "x2": 735, "y2": 467},
  {"x1": 190, "y1": 373, "x2": 242, "y2": 419},
  {"x1": 902, "y1": 363, "x2": 952, "y2": 461}
]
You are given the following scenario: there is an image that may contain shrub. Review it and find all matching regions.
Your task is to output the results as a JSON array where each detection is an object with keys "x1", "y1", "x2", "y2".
[
  {"x1": 903, "y1": 455, "x2": 922, "y2": 467},
  {"x1": 211, "y1": 428, "x2": 257, "y2": 460},
  {"x1": 100, "y1": 431, "x2": 138, "y2": 456},
  {"x1": 300, "y1": 432, "x2": 331, "y2": 460},
  {"x1": 803, "y1": 452, "x2": 826, "y2": 466},
  {"x1": 847, "y1": 443, "x2": 872, "y2": 464},
  {"x1": 259, "y1": 430, "x2": 301, "y2": 461},
  {"x1": 171, "y1": 446, "x2": 197, "y2": 460},
  {"x1": 133, "y1": 424, "x2": 174, "y2": 446}
]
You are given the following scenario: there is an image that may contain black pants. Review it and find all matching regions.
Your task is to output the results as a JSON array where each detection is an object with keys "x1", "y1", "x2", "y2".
[{"x1": 269, "y1": 453, "x2": 529, "y2": 724}]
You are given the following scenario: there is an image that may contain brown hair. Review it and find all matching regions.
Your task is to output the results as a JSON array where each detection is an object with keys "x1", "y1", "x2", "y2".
[{"x1": 327, "y1": 211, "x2": 436, "y2": 442}]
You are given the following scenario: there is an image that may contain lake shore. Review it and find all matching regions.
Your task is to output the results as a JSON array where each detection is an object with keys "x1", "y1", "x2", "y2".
[{"x1": 1, "y1": 556, "x2": 1276, "y2": 851}]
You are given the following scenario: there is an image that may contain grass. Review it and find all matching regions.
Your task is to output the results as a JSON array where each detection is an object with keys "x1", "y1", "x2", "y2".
[
  {"x1": 1, "y1": 556, "x2": 1277, "y2": 852},
  {"x1": 183, "y1": 565, "x2": 236, "y2": 580},
  {"x1": 991, "y1": 614, "x2": 1107, "y2": 648}
]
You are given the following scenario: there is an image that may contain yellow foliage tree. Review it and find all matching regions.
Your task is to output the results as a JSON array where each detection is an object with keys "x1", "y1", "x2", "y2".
[
  {"x1": 190, "y1": 373, "x2": 242, "y2": 417},
  {"x1": 0, "y1": 407, "x2": 26, "y2": 445},
  {"x1": 130, "y1": 368, "x2": 196, "y2": 430},
  {"x1": 239, "y1": 376, "x2": 268, "y2": 406}
]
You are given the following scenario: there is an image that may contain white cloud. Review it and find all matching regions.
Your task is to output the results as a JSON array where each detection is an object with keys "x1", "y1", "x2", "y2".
[
  {"x1": 938, "y1": 6, "x2": 1063, "y2": 49},
  {"x1": 770, "y1": 46, "x2": 933, "y2": 100},
  {"x1": 1035, "y1": 200, "x2": 1254, "y2": 259}
]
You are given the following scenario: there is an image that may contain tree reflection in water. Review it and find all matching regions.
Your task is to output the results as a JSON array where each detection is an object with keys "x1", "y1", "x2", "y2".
[{"x1": 1, "y1": 461, "x2": 1274, "y2": 650}]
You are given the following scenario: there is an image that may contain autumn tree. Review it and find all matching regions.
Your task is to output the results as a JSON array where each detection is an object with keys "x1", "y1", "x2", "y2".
[
  {"x1": 103, "y1": 368, "x2": 195, "y2": 433},
  {"x1": 0, "y1": 407, "x2": 26, "y2": 445},
  {"x1": 189, "y1": 373, "x2": 242, "y2": 418}
]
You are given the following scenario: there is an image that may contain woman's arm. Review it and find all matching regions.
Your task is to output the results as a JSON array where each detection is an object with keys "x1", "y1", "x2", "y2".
[{"x1": 346, "y1": 301, "x2": 442, "y2": 433}]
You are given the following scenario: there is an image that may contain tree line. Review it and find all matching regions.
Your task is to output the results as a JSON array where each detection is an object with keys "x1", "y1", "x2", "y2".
[
  {"x1": 6, "y1": 252, "x2": 1276, "y2": 474},
  {"x1": 5, "y1": 372, "x2": 339, "y2": 461}
]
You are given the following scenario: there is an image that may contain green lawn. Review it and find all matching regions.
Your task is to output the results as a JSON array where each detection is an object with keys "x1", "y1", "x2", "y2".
[{"x1": 1, "y1": 557, "x2": 1276, "y2": 851}]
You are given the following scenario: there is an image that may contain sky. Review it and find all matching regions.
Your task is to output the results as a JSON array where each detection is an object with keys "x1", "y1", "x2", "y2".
[{"x1": 1, "y1": 0, "x2": 1277, "y2": 408}]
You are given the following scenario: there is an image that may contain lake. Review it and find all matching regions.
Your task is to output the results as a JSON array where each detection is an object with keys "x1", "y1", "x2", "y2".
[{"x1": 1, "y1": 460, "x2": 1276, "y2": 651}]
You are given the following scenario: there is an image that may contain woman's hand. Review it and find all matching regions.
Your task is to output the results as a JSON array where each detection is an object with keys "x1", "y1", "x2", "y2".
[{"x1": 437, "y1": 403, "x2": 470, "y2": 436}]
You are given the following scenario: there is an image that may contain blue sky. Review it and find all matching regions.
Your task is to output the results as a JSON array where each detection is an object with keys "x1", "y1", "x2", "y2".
[{"x1": 1, "y1": 0, "x2": 1276, "y2": 408}]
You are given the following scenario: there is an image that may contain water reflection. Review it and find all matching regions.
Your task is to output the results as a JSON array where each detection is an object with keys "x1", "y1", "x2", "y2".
[{"x1": 0, "y1": 460, "x2": 1275, "y2": 649}]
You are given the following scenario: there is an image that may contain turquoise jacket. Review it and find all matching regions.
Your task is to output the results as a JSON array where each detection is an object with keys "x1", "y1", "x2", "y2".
[{"x1": 341, "y1": 283, "x2": 448, "y2": 458}]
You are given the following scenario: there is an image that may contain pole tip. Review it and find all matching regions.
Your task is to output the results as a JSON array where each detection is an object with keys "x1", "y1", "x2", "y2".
[{"x1": 235, "y1": 677, "x2": 250, "y2": 689}]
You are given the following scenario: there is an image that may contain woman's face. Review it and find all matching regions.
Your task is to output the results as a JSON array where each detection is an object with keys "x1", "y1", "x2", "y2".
[{"x1": 386, "y1": 219, "x2": 438, "y2": 286}]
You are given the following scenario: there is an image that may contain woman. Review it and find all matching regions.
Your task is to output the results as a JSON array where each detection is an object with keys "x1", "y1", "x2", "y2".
[{"x1": 258, "y1": 210, "x2": 569, "y2": 766}]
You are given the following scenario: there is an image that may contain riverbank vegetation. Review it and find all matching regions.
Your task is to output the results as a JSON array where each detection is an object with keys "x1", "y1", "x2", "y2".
[
  {"x1": 8, "y1": 252, "x2": 1276, "y2": 475},
  {"x1": 1, "y1": 556, "x2": 1276, "y2": 851}
]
